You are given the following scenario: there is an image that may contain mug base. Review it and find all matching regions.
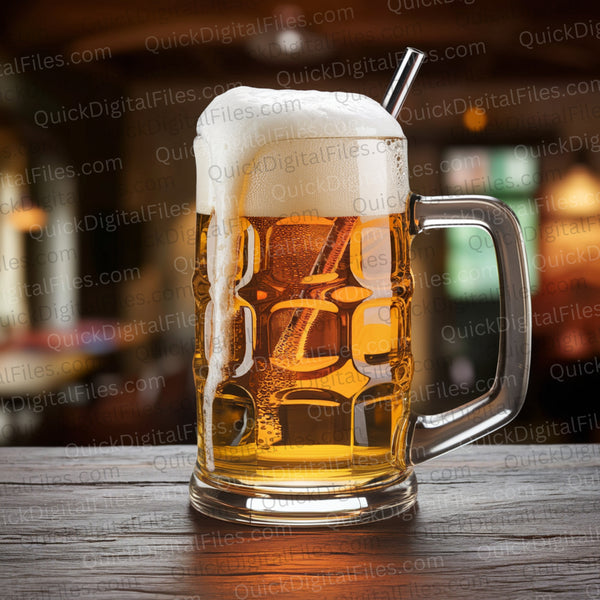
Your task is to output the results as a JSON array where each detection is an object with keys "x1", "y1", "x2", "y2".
[{"x1": 189, "y1": 469, "x2": 417, "y2": 527}]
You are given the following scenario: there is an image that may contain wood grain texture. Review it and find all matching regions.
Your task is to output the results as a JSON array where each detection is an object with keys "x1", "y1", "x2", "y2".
[{"x1": 1, "y1": 444, "x2": 599, "y2": 600}]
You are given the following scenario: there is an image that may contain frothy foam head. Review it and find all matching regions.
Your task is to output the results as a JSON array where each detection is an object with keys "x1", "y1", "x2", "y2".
[{"x1": 195, "y1": 87, "x2": 408, "y2": 216}]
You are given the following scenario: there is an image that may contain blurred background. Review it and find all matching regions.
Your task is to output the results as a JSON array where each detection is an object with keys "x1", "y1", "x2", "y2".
[{"x1": 0, "y1": 0, "x2": 599, "y2": 446}]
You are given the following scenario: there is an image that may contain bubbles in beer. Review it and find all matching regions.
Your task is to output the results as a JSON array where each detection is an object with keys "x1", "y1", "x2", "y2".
[{"x1": 193, "y1": 207, "x2": 414, "y2": 485}]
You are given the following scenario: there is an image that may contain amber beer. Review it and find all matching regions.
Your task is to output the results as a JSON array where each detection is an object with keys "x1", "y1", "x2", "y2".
[{"x1": 193, "y1": 136, "x2": 414, "y2": 491}]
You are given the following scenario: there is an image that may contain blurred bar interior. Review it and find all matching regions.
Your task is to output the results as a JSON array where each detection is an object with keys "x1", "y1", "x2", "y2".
[{"x1": 0, "y1": 0, "x2": 599, "y2": 445}]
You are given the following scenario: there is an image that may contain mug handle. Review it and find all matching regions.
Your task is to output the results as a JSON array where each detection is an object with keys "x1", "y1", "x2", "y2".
[{"x1": 405, "y1": 193, "x2": 532, "y2": 466}]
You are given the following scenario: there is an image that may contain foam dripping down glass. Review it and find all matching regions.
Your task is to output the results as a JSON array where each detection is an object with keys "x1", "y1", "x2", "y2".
[{"x1": 189, "y1": 82, "x2": 531, "y2": 527}]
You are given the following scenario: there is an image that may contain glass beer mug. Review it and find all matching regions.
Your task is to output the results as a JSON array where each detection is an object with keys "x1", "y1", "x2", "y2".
[{"x1": 189, "y1": 88, "x2": 531, "y2": 526}]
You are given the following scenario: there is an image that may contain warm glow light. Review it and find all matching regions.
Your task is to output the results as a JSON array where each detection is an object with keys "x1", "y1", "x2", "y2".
[
  {"x1": 539, "y1": 161, "x2": 600, "y2": 294},
  {"x1": 463, "y1": 107, "x2": 487, "y2": 132},
  {"x1": 9, "y1": 206, "x2": 47, "y2": 231},
  {"x1": 546, "y1": 163, "x2": 600, "y2": 216},
  {"x1": 275, "y1": 28, "x2": 303, "y2": 54}
]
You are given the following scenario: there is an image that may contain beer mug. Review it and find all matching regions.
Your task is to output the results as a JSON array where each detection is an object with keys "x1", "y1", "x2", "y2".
[{"x1": 189, "y1": 89, "x2": 531, "y2": 526}]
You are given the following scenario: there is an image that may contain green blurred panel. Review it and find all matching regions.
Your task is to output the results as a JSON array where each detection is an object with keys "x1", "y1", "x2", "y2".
[
  {"x1": 490, "y1": 147, "x2": 540, "y2": 196},
  {"x1": 444, "y1": 146, "x2": 539, "y2": 300},
  {"x1": 447, "y1": 226, "x2": 498, "y2": 300},
  {"x1": 446, "y1": 199, "x2": 539, "y2": 300}
]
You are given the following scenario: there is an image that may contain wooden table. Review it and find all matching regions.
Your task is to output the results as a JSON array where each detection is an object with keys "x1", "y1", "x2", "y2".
[{"x1": 1, "y1": 445, "x2": 599, "y2": 599}]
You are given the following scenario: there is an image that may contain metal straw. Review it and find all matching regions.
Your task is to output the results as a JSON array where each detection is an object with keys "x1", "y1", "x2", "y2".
[{"x1": 382, "y1": 47, "x2": 426, "y2": 118}]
